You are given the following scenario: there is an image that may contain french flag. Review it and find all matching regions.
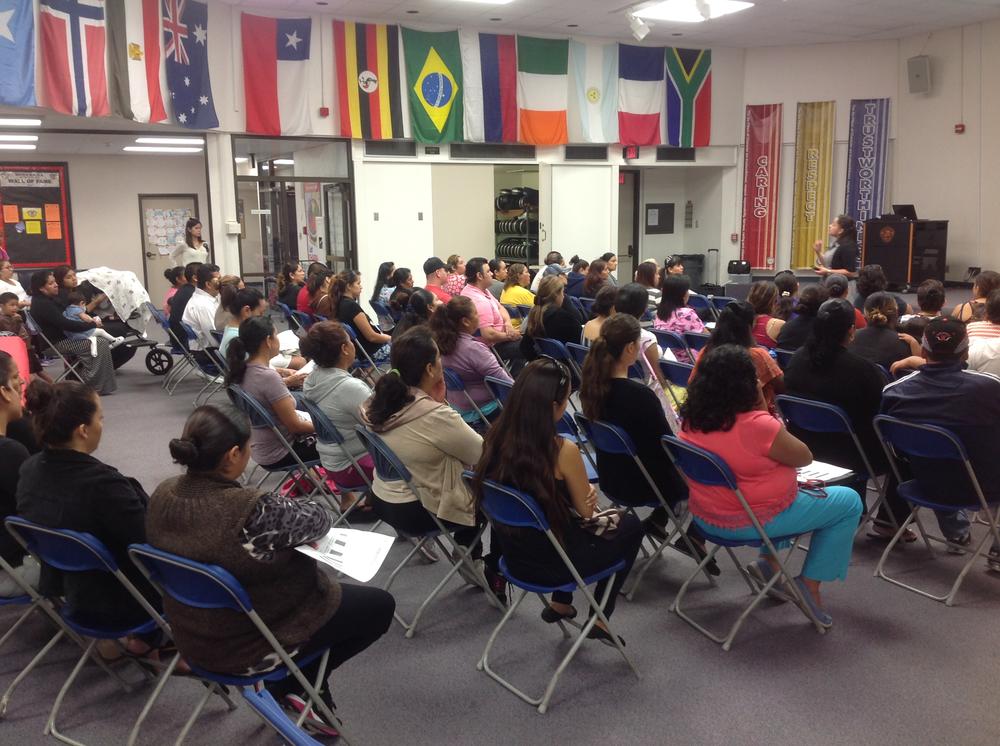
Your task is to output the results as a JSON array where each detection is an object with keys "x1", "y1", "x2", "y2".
[
  {"x1": 242, "y1": 14, "x2": 312, "y2": 135},
  {"x1": 618, "y1": 43, "x2": 665, "y2": 146},
  {"x1": 39, "y1": 0, "x2": 110, "y2": 117}
]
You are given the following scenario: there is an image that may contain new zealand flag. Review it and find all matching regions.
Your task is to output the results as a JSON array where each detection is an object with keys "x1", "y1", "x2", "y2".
[{"x1": 162, "y1": 0, "x2": 217, "y2": 129}]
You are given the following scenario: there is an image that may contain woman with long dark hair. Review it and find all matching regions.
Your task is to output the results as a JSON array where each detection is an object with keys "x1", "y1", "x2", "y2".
[
  {"x1": 812, "y1": 214, "x2": 858, "y2": 279},
  {"x1": 680, "y1": 345, "x2": 862, "y2": 626},
  {"x1": 0, "y1": 351, "x2": 37, "y2": 596},
  {"x1": 581, "y1": 260, "x2": 609, "y2": 299},
  {"x1": 952, "y1": 269, "x2": 1000, "y2": 323},
  {"x1": 600, "y1": 252, "x2": 619, "y2": 286},
  {"x1": 582, "y1": 285, "x2": 618, "y2": 344},
  {"x1": 390, "y1": 287, "x2": 438, "y2": 340},
  {"x1": 775, "y1": 284, "x2": 829, "y2": 351},
  {"x1": 225, "y1": 316, "x2": 317, "y2": 470},
  {"x1": 521, "y1": 275, "x2": 582, "y2": 360},
  {"x1": 307, "y1": 270, "x2": 334, "y2": 317},
  {"x1": 163, "y1": 266, "x2": 186, "y2": 315},
  {"x1": 473, "y1": 358, "x2": 643, "y2": 641},
  {"x1": 297, "y1": 263, "x2": 328, "y2": 313},
  {"x1": 390, "y1": 267, "x2": 414, "y2": 291},
  {"x1": 171, "y1": 217, "x2": 210, "y2": 267},
  {"x1": 634, "y1": 260, "x2": 660, "y2": 303},
  {"x1": 747, "y1": 281, "x2": 784, "y2": 349},
  {"x1": 277, "y1": 262, "x2": 306, "y2": 309},
  {"x1": 654, "y1": 274, "x2": 705, "y2": 362},
  {"x1": 370, "y1": 261, "x2": 396, "y2": 306},
  {"x1": 773, "y1": 270, "x2": 799, "y2": 322},
  {"x1": 333, "y1": 270, "x2": 391, "y2": 364},
  {"x1": 149, "y1": 404, "x2": 394, "y2": 736},
  {"x1": 849, "y1": 291, "x2": 920, "y2": 369}
]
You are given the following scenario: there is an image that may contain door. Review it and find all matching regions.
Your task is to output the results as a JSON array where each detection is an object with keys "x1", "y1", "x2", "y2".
[
  {"x1": 138, "y1": 194, "x2": 198, "y2": 305},
  {"x1": 618, "y1": 170, "x2": 639, "y2": 276},
  {"x1": 323, "y1": 182, "x2": 355, "y2": 272}
]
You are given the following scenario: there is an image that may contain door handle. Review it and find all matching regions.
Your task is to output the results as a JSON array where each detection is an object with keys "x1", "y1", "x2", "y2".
[{"x1": 145, "y1": 252, "x2": 157, "y2": 258}]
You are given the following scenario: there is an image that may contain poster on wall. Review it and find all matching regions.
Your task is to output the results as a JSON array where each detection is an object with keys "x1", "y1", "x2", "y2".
[
  {"x1": 142, "y1": 207, "x2": 193, "y2": 256},
  {"x1": 844, "y1": 98, "x2": 890, "y2": 245},
  {"x1": 740, "y1": 104, "x2": 782, "y2": 269},
  {"x1": 303, "y1": 182, "x2": 323, "y2": 261},
  {"x1": 0, "y1": 163, "x2": 73, "y2": 267},
  {"x1": 790, "y1": 101, "x2": 835, "y2": 268}
]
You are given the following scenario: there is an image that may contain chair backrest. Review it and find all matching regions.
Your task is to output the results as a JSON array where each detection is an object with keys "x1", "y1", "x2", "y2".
[
  {"x1": 687, "y1": 293, "x2": 711, "y2": 312},
  {"x1": 774, "y1": 348, "x2": 795, "y2": 370},
  {"x1": 684, "y1": 331, "x2": 710, "y2": 351},
  {"x1": 501, "y1": 304, "x2": 521, "y2": 320},
  {"x1": 145, "y1": 301, "x2": 169, "y2": 327},
  {"x1": 658, "y1": 359, "x2": 694, "y2": 389},
  {"x1": 515, "y1": 304, "x2": 533, "y2": 320},
  {"x1": 566, "y1": 341, "x2": 589, "y2": 370},
  {"x1": 661, "y1": 434, "x2": 739, "y2": 490},
  {"x1": 710, "y1": 296, "x2": 738, "y2": 312},
  {"x1": 462, "y1": 472, "x2": 549, "y2": 531},
  {"x1": 5, "y1": 517, "x2": 118, "y2": 574},
  {"x1": 128, "y1": 543, "x2": 252, "y2": 613},
  {"x1": 627, "y1": 361, "x2": 645, "y2": 381},
  {"x1": 290, "y1": 310, "x2": 313, "y2": 331},
  {"x1": 651, "y1": 328, "x2": 690, "y2": 357},
  {"x1": 228, "y1": 384, "x2": 279, "y2": 429},
  {"x1": 21, "y1": 309, "x2": 41, "y2": 336},
  {"x1": 442, "y1": 366, "x2": 466, "y2": 392},
  {"x1": 775, "y1": 394, "x2": 852, "y2": 435},
  {"x1": 578, "y1": 297, "x2": 596, "y2": 316},
  {"x1": 567, "y1": 295, "x2": 585, "y2": 319},
  {"x1": 276, "y1": 301, "x2": 295, "y2": 321},
  {"x1": 573, "y1": 413, "x2": 636, "y2": 457},
  {"x1": 300, "y1": 397, "x2": 345, "y2": 446},
  {"x1": 355, "y1": 425, "x2": 414, "y2": 483},
  {"x1": 209, "y1": 329, "x2": 224, "y2": 345},
  {"x1": 534, "y1": 337, "x2": 571, "y2": 363},
  {"x1": 484, "y1": 374, "x2": 513, "y2": 405},
  {"x1": 875, "y1": 364, "x2": 892, "y2": 384},
  {"x1": 872, "y1": 415, "x2": 967, "y2": 462}
]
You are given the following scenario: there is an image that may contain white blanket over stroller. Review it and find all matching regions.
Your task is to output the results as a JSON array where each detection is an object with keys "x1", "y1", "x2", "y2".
[{"x1": 76, "y1": 267, "x2": 152, "y2": 329}]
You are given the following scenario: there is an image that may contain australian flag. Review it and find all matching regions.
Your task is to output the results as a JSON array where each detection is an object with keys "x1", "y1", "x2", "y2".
[{"x1": 162, "y1": 0, "x2": 218, "y2": 129}]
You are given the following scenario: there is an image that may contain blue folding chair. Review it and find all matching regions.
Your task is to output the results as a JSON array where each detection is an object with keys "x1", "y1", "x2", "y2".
[
  {"x1": 657, "y1": 359, "x2": 694, "y2": 409},
  {"x1": 775, "y1": 394, "x2": 890, "y2": 536},
  {"x1": 872, "y1": 415, "x2": 1000, "y2": 606},
  {"x1": 128, "y1": 544, "x2": 345, "y2": 745},
  {"x1": 342, "y1": 321, "x2": 385, "y2": 381},
  {"x1": 355, "y1": 426, "x2": 501, "y2": 637},
  {"x1": 501, "y1": 304, "x2": 524, "y2": 328},
  {"x1": 651, "y1": 328, "x2": 691, "y2": 362},
  {"x1": 515, "y1": 304, "x2": 533, "y2": 322},
  {"x1": 3, "y1": 518, "x2": 236, "y2": 746},
  {"x1": 565, "y1": 341, "x2": 589, "y2": 380},
  {"x1": 660, "y1": 436, "x2": 830, "y2": 650},
  {"x1": 687, "y1": 293, "x2": 713, "y2": 319},
  {"x1": 577, "y1": 297, "x2": 596, "y2": 318},
  {"x1": 442, "y1": 367, "x2": 496, "y2": 430},
  {"x1": 275, "y1": 301, "x2": 297, "y2": 329},
  {"x1": 370, "y1": 300, "x2": 395, "y2": 331},
  {"x1": 464, "y1": 473, "x2": 639, "y2": 714},
  {"x1": 533, "y1": 338, "x2": 581, "y2": 395},
  {"x1": 683, "y1": 331, "x2": 711, "y2": 353},
  {"x1": 566, "y1": 295, "x2": 586, "y2": 320},
  {"x1": 875, "y1": 364, "x2": 892, "y2": 384},
  {"x1": 290, "y1": 310, "x2": 314, "y2": 333},
  {"x1": 710, "y1": 296, "x2": 738, "y2": 314},
  {"x1": 774, "y1": 348, "x2": 795, "y2": 370}
]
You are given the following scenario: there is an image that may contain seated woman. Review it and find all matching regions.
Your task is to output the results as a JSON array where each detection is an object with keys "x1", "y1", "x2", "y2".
[
  {"x1": 277, "y1": 262, "x2": 306, "y2": 310},
  {"x1": 17, "y1": 380, "x2": 158, "y2": 639},
  {"x1": 854, "y1": 264, "x2": 911, "y2": 319},
  {"x1": 773, "y1": 270, "x2": 799, "y2": 322},
  {"x1": 225, "y1": 316, "x2": 317, "y2": 470},
  {"x1": 430, "y1": 296, "x2": 513, "y2": 424},
  {"x1": 29, "y1": 270, "x2": 117, "y2": 395},
  {"x1": 307, "y1": 270, "x2": 334, "y2": 318},
  {"x1": 360, "y1": 327, "x2": 503, "y2": 594},
  {"x1": 332, "y1": 270, "x2": 392, "y2": 364},
  {"x1": 775, "y1": 284, "x2": 829, "y2": 351},
  {"x1": 472, "y1": 358, "x2": 643, "y2": 642},
  {"x1": 951, "y1": 269, "x2": 1000, "y2": 323},
  {"x1": 521, "y1": 275, "x2": 584, "y2": 360},
  {"x1": 617, "y1": 282, "x2": 672, "y2": 395},
  {"x1": 390, "y1": 288, "x2": 437, "y2": 340},
  {"x1": 581, "y1": 260, "x2": 610, "y2": 299},
  {"x1": 149, "y1": 405, "x2": 394, "y2": 735},
  {"x1": 370, "y1": 261, "x2": 396, "y2": 307},
  {"x1": 654, "y1": 274, "x2": 706, "y2": 363},
  {"x1": 296, "y1": 262, "x2": 328, "y2": 314},
  {"x1": 565, "y1": 257, "x2": 589, "y2": 298},
  {"x1": 784, "y1": 298, "x2": 911, "y2": 538},
  {"x1": 680, "y1": 344, "x2": 862, "y2": 626},
  {"x1": 163, "y1": 266, "x2": 185, "y2": 315},
  {"x1": 748, "y1": 281, "x2": 784, "y2": 349},
  {"x1": 634, "y1": 260, "x2": 661, "y2": 305},
  {"x1": 582, "y1": 285, "x2": 618, "y2": 344},
  {"x1": 301, "y1": 321, "x2": 375, "y2": 509},
  {"x1": 849, "y1": 291, "x2": 921, "y2": 370},
  {"x1": 220, "y1": 288, "x2": 306, "y2": 385},
  {"x1": 499, "y1": 263, "x2": 535, "y2": 328},
  {"x1": 0, "y1": 351, "x2": 39, "y2": 597},
  {"x1": 580, "y1": 315, "x2": 714, "y2": 569},
  {"x1": 824, "y1": 274, "x2": 866, "y2": 329}
]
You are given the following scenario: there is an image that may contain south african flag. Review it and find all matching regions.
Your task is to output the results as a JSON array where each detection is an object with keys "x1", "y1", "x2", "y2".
[{"x1": 665, "y1": 48, "x2": 711, "y2": 148}]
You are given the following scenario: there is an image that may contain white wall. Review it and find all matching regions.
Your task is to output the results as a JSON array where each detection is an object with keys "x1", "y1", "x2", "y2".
[
  {"x1": 638, "y1": 167, "x2": 687, "y2": 261},
  {"x1": 550, "y1": 164, "x2": 616, "y2": 260},
  {"x1": 430, "y1": 164, "x2": 495, "y2": 261}
]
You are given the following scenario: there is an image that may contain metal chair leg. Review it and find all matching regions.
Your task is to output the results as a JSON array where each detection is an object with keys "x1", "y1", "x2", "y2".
[
  {"x1": 0, "y1": 628, "x2": 64, "y2": 718},
  {"x1": 45, "y1": 639, "x2": 95, "y2": 746}
]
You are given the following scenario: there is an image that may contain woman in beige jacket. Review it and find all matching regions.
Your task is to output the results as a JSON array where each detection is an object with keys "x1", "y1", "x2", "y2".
[{"x1": 361, "y1": 326, "x2": 503, "y2": 596}]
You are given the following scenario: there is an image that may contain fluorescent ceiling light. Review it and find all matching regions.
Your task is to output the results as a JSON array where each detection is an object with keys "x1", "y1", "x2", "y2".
[
  {"x1": 273, "y1": 159, "x2": 294, "y2": 165},
  {"x1": 635, "y1": 0, "x2": 753, "y2": 23},
  {"x1": 0, "y1": 143, "x2": 36, "y2": 150},
  {"x1": 451, "y1": 0, "x2": 514, "y2": 4},
  {"x1": 0, "y1": 118, "x2": 41, "y2": 127},
  {"x1": 135, "y1": 136, "x2": 205, "y2": 145},
  {"x1": 123, "y1": 146, "x2": 203, "y2": 154},
  {"x1": 234, "y1": 157, "x2": 248, "y2": 163},
  {"x1": 0, "y1": 134, "x2": 38, "y2": 142}
]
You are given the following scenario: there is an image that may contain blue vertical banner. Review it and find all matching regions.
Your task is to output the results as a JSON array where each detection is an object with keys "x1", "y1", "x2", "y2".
[{"x1": 844, "y1": 98, "x2": 890, "y2": 243}]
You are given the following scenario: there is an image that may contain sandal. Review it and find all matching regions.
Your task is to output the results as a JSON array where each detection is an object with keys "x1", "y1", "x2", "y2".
[
  {"x1": 791, "y1": 577, "x2": 833, "y2": 628},
  {"x1": 866, "y1": 524, "x2": 917, "y2": 543}
]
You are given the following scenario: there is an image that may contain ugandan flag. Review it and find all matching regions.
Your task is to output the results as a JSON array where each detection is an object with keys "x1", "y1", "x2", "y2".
[
  {"x1": 401, "y1": 28, "x2": 464, "y2": 143},
  {"x1": 333, "y1": 21, "x2": 405, "y2": 140}
]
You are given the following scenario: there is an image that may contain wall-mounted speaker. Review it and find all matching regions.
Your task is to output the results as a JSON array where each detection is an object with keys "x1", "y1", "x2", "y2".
[{"x1": 907, "y1": 55, "x2": 931, "y2": 94}]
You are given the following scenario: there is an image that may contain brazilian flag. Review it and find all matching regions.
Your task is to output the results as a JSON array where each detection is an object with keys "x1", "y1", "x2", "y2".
[{"x1": 402, "y1": 28, "x2": 464, "y2": 143}]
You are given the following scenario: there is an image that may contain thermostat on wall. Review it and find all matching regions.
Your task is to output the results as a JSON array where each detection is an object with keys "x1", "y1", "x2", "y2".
[{"x1": 225, "y1": 220, "x2": 241, "y2": 235}]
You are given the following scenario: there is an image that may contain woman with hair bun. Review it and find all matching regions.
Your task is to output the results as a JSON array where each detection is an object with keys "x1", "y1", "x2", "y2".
[
  {"x1": 775, "y1": 284, "x2": 829, "y2": 351},
  {"x1": 390, "y1": 287, "x2": 438, "y2": 340},
  {"x1": 849, "y1": 291, "x2": 920, "y2": 369},
  {"x1": 149, "y1": 404, "x2": 394, "y2": 735},
  {"x1": 162, "y1": 266, "x2": 186, "y2": 315}
]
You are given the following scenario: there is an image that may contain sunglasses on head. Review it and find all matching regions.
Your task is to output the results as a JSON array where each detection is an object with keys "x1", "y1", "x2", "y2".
[{"x1": 539, "y1": 357, "x2": 570, "y2": 402}]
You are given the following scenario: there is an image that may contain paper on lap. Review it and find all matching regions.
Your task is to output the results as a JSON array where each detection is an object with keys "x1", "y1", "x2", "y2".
[
  {"x1": 277, "y1": 329, "x2": 301, "y2": 353},
  {"x1": 296, "y1": 529, "x2": 394, "y2": 582},
  {"x1": 797, "y1": 461, "x2": 853, "y2": 483}
]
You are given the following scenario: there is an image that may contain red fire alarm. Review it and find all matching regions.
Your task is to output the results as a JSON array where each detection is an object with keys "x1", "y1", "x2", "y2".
[
  {"x1": 730, "y1": 233, "x2": 739, "y2": 243},
  {"x1": 319, "y1": 106, "x2": 330, "y2": 118},
  {"x1": 955, "y1": 123, "x2": 965, "y2": 134},
  {"x1": 619, "y1": 173, "x2": 625, "y2": 185},
  {"x1": 622, "y1": 145, "x2": 639, "y2": 161}
]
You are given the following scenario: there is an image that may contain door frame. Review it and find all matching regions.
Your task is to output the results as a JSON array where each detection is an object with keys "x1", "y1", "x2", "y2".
[
  {"x1": 620, "y1": 169, "x2": 641, "y2": 266},
  {"x1": 322, "y1": 181, "x2": 357, "y2": 272},
  {"x1": 136, "y1": 193, "x2": 200, "y2": 289}
]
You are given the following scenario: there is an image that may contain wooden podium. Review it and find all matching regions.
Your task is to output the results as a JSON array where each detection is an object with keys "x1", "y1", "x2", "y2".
[{"x1": 861, "y1": 219, "x2": 948, "y2": 289}]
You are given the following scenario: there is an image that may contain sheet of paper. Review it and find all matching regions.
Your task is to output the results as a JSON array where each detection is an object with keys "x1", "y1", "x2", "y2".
[
  {"x1": 2, "y1": 205, "x2": 18, "y2": 223},
  {"x1": 46, "y1": 222, "x2": 62, "y2": 240},
  {"x1": 797, "y1": 460, "x2": 853, "y2": 483},
  {"x1": 276, "y1": 328, "x2": 301, "y2": 353},
  {"x1": 297, "y1": 359, "x2": 315, "y2": 376},
  {"x1": 44, "y1": 204, "x2": 60, "y2": 221},
  {"x1": 296, "y1": 528, "x2": 394, "y2": 582},
  {"x1": 21, "y1": 207, "x2": 41, "y2": 220},
  {"x1": 295, "y1": 409, "x2": 313, "y2": 424},
  {"x1": 25, "y1": 221, "x2": 40, "y2": 234}
]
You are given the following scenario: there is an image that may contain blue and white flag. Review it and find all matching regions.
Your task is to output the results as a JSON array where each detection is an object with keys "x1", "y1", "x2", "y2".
[
  {"x1": 844, "y1": 98, "x2": 890, "y2": 240},
  {"x1": 162, "y1": 0, "x2": 218, "y2": 129},
  {"x1": 568, "y1": 40, "x2": 618, "y2": 144},
  {"x1": 0, "y1": 0, "x2": 35, "y2": 106}
]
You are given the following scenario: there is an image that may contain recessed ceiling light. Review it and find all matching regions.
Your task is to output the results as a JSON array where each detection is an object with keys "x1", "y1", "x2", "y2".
[
  {"x1": 0, "y1": 118, "x2": 41, "y2": 127},
  {"x1": 0, "y1": 144, "x2": 36, "y2": 150},
  {"x1": 455, "y1": 0, "x2": 513, "y2": 4},
  {"x1": 123, "y1": 146, "x2": 203, "y2": 153},
  {"x1": 316, "y1": 1, "x2": 328, "y2": 5},
  {"x1": 135, "y1": 136, "x2": 205, "y2": 145},
  {"x1": 273, "y1": 159, "x2": 294, "y2": 165},
  {"x1": 634, "y1": 0, "x2": 754, "y2": 23},
  {"x1": 0, "y1": 134, "x2": 38, "y2": 142}
]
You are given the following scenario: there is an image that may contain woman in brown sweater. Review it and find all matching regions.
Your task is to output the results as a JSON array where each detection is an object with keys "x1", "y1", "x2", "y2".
[{"x1": 148, "y1": 404, "x2": 394, "y2": 735}]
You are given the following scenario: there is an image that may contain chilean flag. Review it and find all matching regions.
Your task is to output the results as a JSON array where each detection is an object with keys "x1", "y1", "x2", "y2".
[
  {"x1": 618, "y1": 43, "x2": 665, "y2": 146},
  {"x1": 39, "y1": 0, "x2": 110, "y2": 117},
  {"x1": 242, "y1": 14, "x2": 312, "y2": 135}
]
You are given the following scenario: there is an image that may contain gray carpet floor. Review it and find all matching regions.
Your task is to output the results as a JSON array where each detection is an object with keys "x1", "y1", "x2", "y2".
[{"x1": 2, "y1": 309, "x2": 1000, "y2": 746}]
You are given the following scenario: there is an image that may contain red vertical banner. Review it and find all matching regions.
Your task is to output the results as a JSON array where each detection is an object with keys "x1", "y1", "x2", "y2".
[{"x1": 741, "y1": 103, "x2": 782, "y2": 269}]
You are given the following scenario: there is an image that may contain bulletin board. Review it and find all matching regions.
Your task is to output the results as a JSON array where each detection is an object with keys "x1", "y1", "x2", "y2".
[
  {"x1": 139, "y1": 194, "x2": 197, "y2": 258},
  {"x1": 0, "y1": 163, "x2": 73, "y2": 267}
]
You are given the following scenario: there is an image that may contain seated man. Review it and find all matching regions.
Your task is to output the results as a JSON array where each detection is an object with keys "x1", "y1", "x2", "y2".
[
  {"x1": 180, "y1": 263, "x2": 221, "y2": 365},
  {"x1": 883, "y1": 317, "x2": 1000, "y2": 569},
  {"x1": 460, "y1": 257, "x2": 525, "y2": 375},
  {"x1": 423, "y1": 257, "x2": 452, "y2": 303}
]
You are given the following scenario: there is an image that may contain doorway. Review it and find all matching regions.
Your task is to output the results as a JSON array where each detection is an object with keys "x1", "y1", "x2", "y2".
[
  {"x1": 618, "y1": 170, "x2": 640, "y2": 282},
  {"x1": 138, "y1": 193, "x2": 199, "y2": 305}
]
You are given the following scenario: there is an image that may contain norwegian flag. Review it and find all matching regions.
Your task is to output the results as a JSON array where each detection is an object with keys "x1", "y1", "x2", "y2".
[{"x1": 39, "y1": 0, "x2": 110, "y2": 116}]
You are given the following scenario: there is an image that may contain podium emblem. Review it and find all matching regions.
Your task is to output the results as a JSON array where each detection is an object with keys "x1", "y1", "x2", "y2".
[{"x1": 879, "y1": 226, "x2": 895, "y2": 243}]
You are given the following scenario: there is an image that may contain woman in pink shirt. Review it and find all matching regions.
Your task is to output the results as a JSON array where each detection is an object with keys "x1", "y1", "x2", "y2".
[
  {"x1": 679, "y1": 344, "x2": 861, "y2": 627},
  {"x1": 653, "y1": 274, "x2": 705, "y2": 363}
]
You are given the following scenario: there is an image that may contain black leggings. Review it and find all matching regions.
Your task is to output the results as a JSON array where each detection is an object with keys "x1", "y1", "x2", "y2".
[
  {"x1": 262, "y1": 439, "x2": 320, "y2": 470},
  {"x1": 266, "y1": 584, "x2": 395, "y2": 703}
]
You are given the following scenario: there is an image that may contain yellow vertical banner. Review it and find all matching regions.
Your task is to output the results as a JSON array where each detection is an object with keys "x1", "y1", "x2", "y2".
[{"x1": 791, "y1": 101, "x2": 835, "y2": 267}]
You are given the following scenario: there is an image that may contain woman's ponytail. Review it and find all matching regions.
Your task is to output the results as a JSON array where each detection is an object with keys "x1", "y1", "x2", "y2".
[
  {"x1": 366, "y1": 327, "x2": 437, "y2": 427},
  {"x1": 579, "y1": 314, "x2": 641, "y2": 422},
  {"x1": 225, "y1": 316, "x2": 273, "y2": 386}
]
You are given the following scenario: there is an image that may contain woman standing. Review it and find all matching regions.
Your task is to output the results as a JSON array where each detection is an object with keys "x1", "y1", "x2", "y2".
[
  {"x1": 581, "y1": 260, "x2": 610, "y2": 299},
  {"x1": 333, "y1": 270, "x2": 391, "y2": 364},
  {"x1": 747, "y1": 281, "x2": 785, "y2": 349},
  {"x1": 149, "y1": 404, "x2": 394, "y2": 736},
  {"x1": 680, "y1": 345, "x2": 862, "y2": 626},
  {"x1": 472, "y1": 358, "x2": 643, "y2": 640},
  {"x1": 951, "y1": 270, "x2": 1000, "y2": 323},
  {"x1": 171, "y1": 218, "x2": 210, "y2": 267},
  {"x1": 443, "y1": 255, "x2": 467, "y2": 297},
  {"x1": 370, "y1": 261, "x2": 396, "y2": 306},
  {"x1": 0, "y1": 259, "x2": 29, "y2": 307},
  {"x1": 521, "y1": 275, "x2": 583, "y2": 360},
  {"x1": 812, "y1": 215, "x2": 859, "y2": 279},
  {"x1": 277, "y1": 262, "x2": 306, "y2": 310}
]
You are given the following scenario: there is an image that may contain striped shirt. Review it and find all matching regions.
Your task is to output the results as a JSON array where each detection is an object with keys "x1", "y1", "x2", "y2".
[{"x1": 967, "y1": 320, "x2": 1000, "y2": 341}]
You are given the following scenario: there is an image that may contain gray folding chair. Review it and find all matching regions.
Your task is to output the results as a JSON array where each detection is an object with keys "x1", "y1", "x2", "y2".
[{"x1": 22, "y1": 310, "x2": 84, "y2": 384}]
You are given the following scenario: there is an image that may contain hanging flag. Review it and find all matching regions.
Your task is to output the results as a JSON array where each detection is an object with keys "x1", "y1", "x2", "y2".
[
  {"x1": 162, "y1": 0, "x2": 218, "y2": 129},
  {"x1": 39, "y1": 0, "x2": 110, "y2": 116},
  {"x1": 791, "y1": 101, "x2": 835, "y2": 267},
  {"x1": 106, "y1": 0, "x2": 167, "y2": 123},
  {"x1": 333, "y1": 20, "x2": 404, "y2": 140},
  {"x1": 402, "y1": 28, "x2": 463, "y2": 144},
  {"x1": 741, "y1": 103, "x2": 782, "y2": 270},
  {"x1": 460, "y1": 31, "x2": 517, "y2": 144},
  {"x1": 517, "y1": 35, "x2": 568, "y2": 145},
  {"x1": 568, "y1": 40, "x2": 618, "y2": 144},
  {"x1": 0, "y1": 0, "x2": 35, "y2": 107},
  {"x1": 242, "y1": 14, "x2": 311, "y2": 136},
  {"x1": 618, "y1": 43, "x2": 664, "y2": 146},
  {"x1": 665, "y1": 47, "x2": 711, "y2": 147},
  {"x1": 844, "y1": 98, "x2": 890, "y2": 244}
]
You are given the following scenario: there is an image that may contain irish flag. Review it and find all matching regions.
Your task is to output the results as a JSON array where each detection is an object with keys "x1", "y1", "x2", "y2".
[{"x1": 517, "y1": 36, "x2": 568, "y2": 145}]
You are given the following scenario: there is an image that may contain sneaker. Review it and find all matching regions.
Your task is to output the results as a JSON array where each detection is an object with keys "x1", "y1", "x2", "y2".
[
  {"x1": 946, "y1": 533, "x2": 972, "y2": 555},
  {"x1": 284, "y1": 694, "x2": 339, "y2": 738},
  {"x1": 988, "y1": 547, "x2": 1000, "y2": 572},
  {"x1": 109, "y1": 336, "x2": 127, "y2": 349},
  {"x1": 452, "y1": 554, "x2": 485, "y2": 587},
  {"x1": 413, "y1": 539, "x2": 439, "y2": 563}
]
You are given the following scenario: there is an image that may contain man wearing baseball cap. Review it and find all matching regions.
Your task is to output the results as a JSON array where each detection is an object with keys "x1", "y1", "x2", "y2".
[
  {"x1": 882, "y1": 316, "x2": 1000, "y2": 568},
  {"x1": 423, "y1": 257, "x2": 451, "y2": 304}
]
